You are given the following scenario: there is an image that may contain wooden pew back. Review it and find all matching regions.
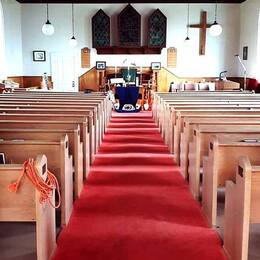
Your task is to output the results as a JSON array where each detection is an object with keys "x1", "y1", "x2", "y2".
[
  {"x1": 202, "y1": 136, "x2": 260, "y2": 227},
  {"x1": 0, "y1": 154, "x2": 56, "y2": 260},
  {"x1": 0, "y1": 128, "x2": 83, "y2": 198},
  {"x1": 0, "y1": 136, "x2": 73, "y2": 225}
]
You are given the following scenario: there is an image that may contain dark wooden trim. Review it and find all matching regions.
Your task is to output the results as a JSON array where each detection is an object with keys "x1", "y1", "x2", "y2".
[
  {"x1": 7, "y1": 76, "x2": 52, "y2": 88},
  {"x1": 96, "y1": 46, "x2": 162, "y2": 54},
  {"x1": 17, "y1": 1, "x2": 246, "y2": 4}
]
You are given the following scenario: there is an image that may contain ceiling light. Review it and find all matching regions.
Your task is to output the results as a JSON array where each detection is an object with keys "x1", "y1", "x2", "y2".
[
  {"x1": 42, "y1": 3, "x2": 54, "y2": 36},
  {"x1": 209, "y1": 1, "x2": 222, "y2": 37}
]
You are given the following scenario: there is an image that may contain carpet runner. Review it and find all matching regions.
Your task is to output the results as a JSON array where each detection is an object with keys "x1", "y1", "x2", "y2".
[{"x1": 52, "y1": 111, "x2": 227, "y2": 260}]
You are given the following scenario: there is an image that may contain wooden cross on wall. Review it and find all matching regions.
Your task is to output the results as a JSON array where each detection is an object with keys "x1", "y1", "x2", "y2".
[{"x1": 189, "y1": 11, "x2": 211, "y2": 56}]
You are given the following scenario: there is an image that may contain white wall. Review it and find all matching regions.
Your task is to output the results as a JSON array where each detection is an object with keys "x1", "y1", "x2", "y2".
[
  {"x1": 0, "y1": 2, "x2": 241, "y2": 78},
  {"x1": 239, "y1": 0, "x2": 260, "y2": 79},
  {"x1": 2, "y1": 0, "x2": 23, "y2": 76},
  {"x1": 20, "y1": 3, "x2": 241, "y2": 78}
]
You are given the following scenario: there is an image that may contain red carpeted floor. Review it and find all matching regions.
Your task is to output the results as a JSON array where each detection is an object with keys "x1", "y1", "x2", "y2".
[{"x1": 52, "y1": 111, "x2": 227, "y2": 260}]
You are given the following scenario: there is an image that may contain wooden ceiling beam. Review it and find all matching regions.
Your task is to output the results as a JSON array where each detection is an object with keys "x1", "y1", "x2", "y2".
[{"x1": 16, "y1": 0, "x2": 246, "y2": 4}]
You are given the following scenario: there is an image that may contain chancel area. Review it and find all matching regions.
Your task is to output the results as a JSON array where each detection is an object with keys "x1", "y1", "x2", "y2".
[{"x1": 1, "y1": 0, "x2": 260, "y2": 260}]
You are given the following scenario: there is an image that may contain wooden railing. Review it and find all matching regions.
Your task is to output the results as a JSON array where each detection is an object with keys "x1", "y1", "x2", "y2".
[{"x1": 78, "y1": 66, "x2": 246, "y2": 92}]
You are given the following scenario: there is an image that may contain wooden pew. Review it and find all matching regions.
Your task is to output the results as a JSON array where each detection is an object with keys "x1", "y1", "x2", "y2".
[
  {"x1": 201, "y1": 136, "x2": 260, "y2": 227},
  {"x1": 0, "y1": 100, "x2": 106, "y2": 140},
  {"x1": 160, "y1": 106, "x2": 259, "y2": 149},
  {"x1": 173, "y1": 111, "x2": 260, "y2": 163},
  {"x1": 0, "y1": 113, "x2": 92, "y2": 171},
  {"x1": 223, "y1": 156, "x2": 260, "y2": 260},
  {"x1": 187, "y1": 125, "x2": 260, "y2": 200},
  {"x1": 154, "y1": 93, "x2": 260, "y2": 128},
  {"x1": 0, "y1": 99, "x2": 108, "y2": 145},
  {"x1": 0, "y1": 94, "x2": 112, "y2": 129},
  {"x1": 0, "y1": 135, "x2": 73, "y2": 226},
  {"x1": 180, "y1": 117, "x2": 260, "y2": 178},
  {"x1": 0, "y1": 120, "x2": 89, "y2": 178},
  {"x1": 0, "y1": 91, "x2": 113, "y2": 130},
  {"x1": 0, "y1": 154, "x2": 56, "y2": 260},
  {"x1": 162, "y1": 102, "x2": 260, "y2": 141},
  {"x1": 0, "y1": 128, "x2": 83, "y2": 198},
  {"x1": 0, "y1": 107, "x2": 98, "y2": 155},
  {"x1": 153, "y1": 91, "x2": 259, "y2": 122}
]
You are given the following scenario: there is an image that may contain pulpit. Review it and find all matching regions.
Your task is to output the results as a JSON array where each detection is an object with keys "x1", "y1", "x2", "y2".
[{"x1": 215, "y1": 80, "x2": 240, "y2": 90}]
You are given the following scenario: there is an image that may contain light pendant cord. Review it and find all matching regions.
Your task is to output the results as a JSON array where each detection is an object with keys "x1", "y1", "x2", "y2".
[
  {"x1": 186, "y1": 3, "x2": 190, "y2": 37},
  {"x1": 214, "y1": 1, "x2": 218, "y2": 22},
  {"x1": 46, "y1": 3, "x2": 49, "y2": 21},
  {"x1": 72, "y1": 3, "x2": 75, "y2": 37}
]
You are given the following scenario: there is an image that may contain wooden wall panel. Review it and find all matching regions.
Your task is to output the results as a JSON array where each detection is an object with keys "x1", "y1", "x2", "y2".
[
  {"x1": 167, "y1": 47, "x2": 177, "y2": 68},
  {"x1": 157, "y1": 67, "x2": 179, "y2": 92},
  {"x1": 81, "y1": 48, "x2": 90, "y2": 68},
  {"x1": 79, "y1": 68, "x2": 99, "y2": 92},
  {"x1": 7, "y1": 76, "x2": 52, "y2": 88},
  {"x1": 7, "y1": 76, "x2": 24, "y2": 87},
  {"x1": 7, "y1": 73, "x2": 250, "y2": 93}
]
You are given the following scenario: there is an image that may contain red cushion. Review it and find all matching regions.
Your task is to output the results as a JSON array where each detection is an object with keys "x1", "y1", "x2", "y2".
[{"x1": 247, "y1": 78, "x2": 259, "y2": 91}]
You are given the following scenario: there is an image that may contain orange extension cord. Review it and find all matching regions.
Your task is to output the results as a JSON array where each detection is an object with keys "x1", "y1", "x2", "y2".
[{"x1": 8, "y1": 158, "x2": 61, "y2": 208}]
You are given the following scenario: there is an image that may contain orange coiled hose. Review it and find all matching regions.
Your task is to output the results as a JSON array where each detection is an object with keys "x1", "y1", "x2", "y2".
[{"x1": 8, "y1": 158, "x2": 61, "y2": 209}]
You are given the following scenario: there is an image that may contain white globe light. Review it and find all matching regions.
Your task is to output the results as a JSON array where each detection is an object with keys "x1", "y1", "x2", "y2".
[
  {"x1": 69, "y1": 36, "x2": 78, "y2": 47},
  {"x1": 209, "y1": 22, "x2": 222, "y2": 37},
  {"x1": 42, "y1": 20, "x2": 55, "y2": 36}
]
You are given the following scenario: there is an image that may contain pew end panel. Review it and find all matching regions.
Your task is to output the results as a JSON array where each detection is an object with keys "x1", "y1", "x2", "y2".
[
  {"x1": 60, "y1": 136, "x2": 74, "y2": 225},
  {"x1": 223, "y1": 157, "x2": 253, "y2": 260},
  {"x1": 0, "y1": 154, "x2": 56, "y2": 260},
  {"x1": 35, "y1": 154, "x2": 56, "y2": 260},
  {"x1": 202, "y1": 136, "x2": 260, "y2": 228},
  {"x1": 201, "y1": 136, "x2": 219, "y2": 227},
  {"x1": 0, "y1": 136, "x2": 73, "y2": 226},
  {"x1": 188, "y1": 130, "x2": 201, "y2": 200}
]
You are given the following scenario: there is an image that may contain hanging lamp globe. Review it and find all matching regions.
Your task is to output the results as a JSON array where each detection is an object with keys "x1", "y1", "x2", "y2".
[
  {"x1": 69, "y1": 36, "x2": 78, "y2": 47},
  {"x1": 209, "y1": 21, "x2": 222, "y2": 37},
  {"x1": 42, "y1": 20, "x2": 55, "y2": 36}
]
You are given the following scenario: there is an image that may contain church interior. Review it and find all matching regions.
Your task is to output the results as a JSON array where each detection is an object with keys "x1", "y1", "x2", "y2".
[{"x1": 1, "y1": 0, "x2": 260, "y2": 260}]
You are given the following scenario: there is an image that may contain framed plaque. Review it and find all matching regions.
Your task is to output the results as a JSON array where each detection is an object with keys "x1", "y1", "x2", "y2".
[
  {"x1": 167, "y1": 47, "x2": 177, "y2": 68},
  {"x1": 81, "y1": 47, "x2": 90, "y2": 68}
]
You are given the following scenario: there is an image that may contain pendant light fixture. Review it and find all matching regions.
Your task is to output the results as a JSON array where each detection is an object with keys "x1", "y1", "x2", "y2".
[
  {"x1": 42, "y1": 3, "x2": 55, "y2": 36},
  {"x1": 209, "y1": 1, "x2": 222, "y2": 37},
  {"x1": 69, "y1": 3, "x2": 78, "y2": 47},
  {"x1": 184, "y1": 3, "x2": 190, "y2": 44}
]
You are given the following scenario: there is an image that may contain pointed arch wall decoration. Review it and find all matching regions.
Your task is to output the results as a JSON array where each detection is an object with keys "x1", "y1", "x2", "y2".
[
  {"x1": 92, "y1": 9, "x2": 110, "y2": 48},
  {"x1": 94, "y1": 5, "x2": 166, "y2": 54},
  {"x1": 148, "y1": 9, "x2": 167, "y2": 48},
  {"x1": 118, "y1": 4, "x2": 141, "y2": 47}
]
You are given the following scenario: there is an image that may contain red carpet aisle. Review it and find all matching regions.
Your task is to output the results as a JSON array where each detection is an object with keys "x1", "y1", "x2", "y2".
[{"x1": 52, "y1": 111, "x2": 227, "y2": 260}]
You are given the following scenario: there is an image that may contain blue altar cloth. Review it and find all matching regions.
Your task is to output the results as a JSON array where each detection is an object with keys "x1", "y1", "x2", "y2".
[{"x1": 115, "y1": 86, "x2": 140, "y2": 113}]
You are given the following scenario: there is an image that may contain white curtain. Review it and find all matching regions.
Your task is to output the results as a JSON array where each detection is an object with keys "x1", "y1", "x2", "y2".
[{"x1": 0, "y1": 0, "x2": 7, "y2": 79}]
